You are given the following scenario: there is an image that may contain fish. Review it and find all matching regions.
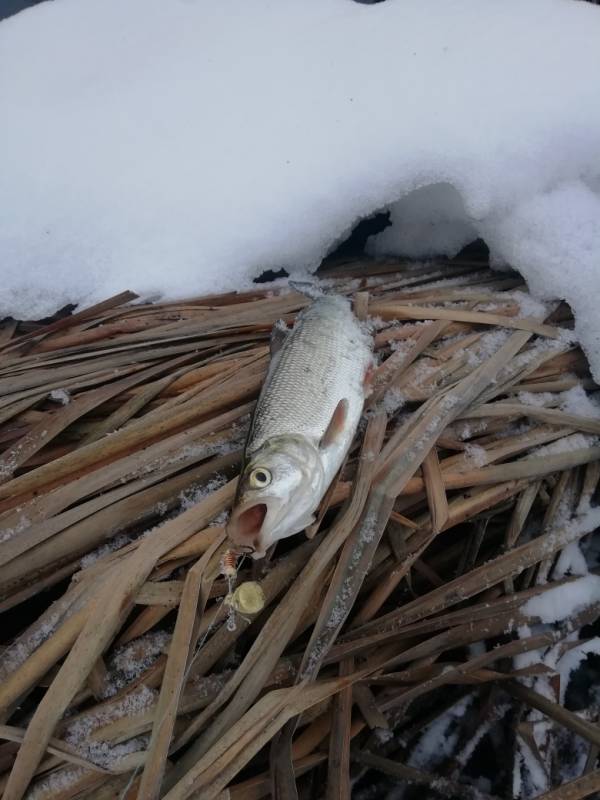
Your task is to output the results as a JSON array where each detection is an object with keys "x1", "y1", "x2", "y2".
[{"x1": 226, "y1": 294, "x2": 373, "y2": 558}]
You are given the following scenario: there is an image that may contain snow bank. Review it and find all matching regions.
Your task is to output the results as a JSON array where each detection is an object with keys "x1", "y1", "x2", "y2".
[{"x1": 1, "y1": 0, "x2": 600, "y2": 374}]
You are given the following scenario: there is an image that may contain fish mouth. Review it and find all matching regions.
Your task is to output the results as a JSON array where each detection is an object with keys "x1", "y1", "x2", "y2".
[{"x1": 227, "y1": 502, "x2": 268, "y2": 551}]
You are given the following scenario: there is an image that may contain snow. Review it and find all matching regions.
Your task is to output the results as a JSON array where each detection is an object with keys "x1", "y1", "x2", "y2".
[
  {"x1": 518, "y1": 391, "x2": 557, "y2": 409},
  {"x1": 482, "y1": 182, "x2": 600, "y2": 377},
  {"x1": 104, "y1": 630, "x2": 170, "y2": 695},
  {"x1": 463, "y1": 443, "x2": 487, "y2": 468},
  {"x1": 368, "y1": 182, "x2": 479, "y2": 260},
  {"x1": 26, "y1": 766, "x2": 89, "y2": 800},
  {"x1": 1, "y1": 0, "x2": 600, "y2": 377},
  {"x1": 79, "y1": 532, "x2": 133, "y2": 569},
  {"x1": 60, "y1": 687, "x2": 156, "y2": 773},
  {"x1": 521, "y1": 574, "x2": 600, "y2": 624},
  {"x1": 508, "y1": 291, "x2": 550, "y2": 321},
  {"x1": 49, "y1": 388, "x2": 71, "y2": 405},
  {"x1": 553, "y1": 542, "x2": 589, "y2": 579},
  {"x1": 0, "y1": 611, "x2": 62, "y2": 677},
  {"x1": 556, "y1": 637, "x2": 600, "y2": 704},
  {"x1": 179, "y1": 475, "x2": 227, "y2": 512},
  {"x1": 560, "y1": 386, "x2": 600, "y2": 419},
  {"x1": 464, "y1": 330, "x2": 512, "y2": 368},
  {"x1": 517, "y1": 386, "x2": 600, "y2": 417},
  {"x1": 527, "y1": 433, "x2": 599, "y2": 459},
  {"x1": 381, "y1": 387, "x2": 406, "y2": 415},
  {"x1": 408, "y1": 695, "x2": 473, "y2": 769}
]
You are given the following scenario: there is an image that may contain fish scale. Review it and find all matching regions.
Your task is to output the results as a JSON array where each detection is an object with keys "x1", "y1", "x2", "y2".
[{"x1": 247, "y1": 295, "x2": 372, "y2": 454}]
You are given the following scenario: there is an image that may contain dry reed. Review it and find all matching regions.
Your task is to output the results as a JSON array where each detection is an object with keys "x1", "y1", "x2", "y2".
[{"x1": 0, "y1": 257, "x2": 598, "y2": 799}]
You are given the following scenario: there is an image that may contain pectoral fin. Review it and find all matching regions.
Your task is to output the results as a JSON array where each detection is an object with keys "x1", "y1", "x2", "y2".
[
  {"x1": 319, "y1": 398, "x2": 349, "y2": 450},
  {"x1": 305, "y1": 455, "x2": 348, "y2": 539}
]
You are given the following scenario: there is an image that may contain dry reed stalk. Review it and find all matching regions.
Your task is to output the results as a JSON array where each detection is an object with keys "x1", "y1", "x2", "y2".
[
  {"x1": 353, "y1": 750, "x2": 501, "y2": 800},
  {"x1": 136, "y1": 536, "x2": 225, "y2": 799},
  {"x1": 2, "y1": 482, "x2": 236, "y2": 799},
  {"x1": 0, "y1": 377, "x2": 252, "y2": 512},
  {"x1": 368, "y1": 301, "x2": 560, "y2": 337},
  {"x1": 0, "y1": 726, "x2": 113, "y2": 775},
  {"x1": 368, "y1": 320, "x2": 450, "y2": 404},
  {"x1": 503, "y1": 682, "x2": 600, "y2": 749},
  {"x1": 0, "y1": 446, "x2": 239, "y2": 582},
  {"x1": 164, "y1": 678, "x2": 361, "y2": 800},
  {"x1": 1, "y1": 259, "x2": 599, "y2": 799},
  {"x1": 421, "y1": 448, "x2": 449, "y2": 533},
  {"x1": 532, "y1": 770, "x2": 600, "y2": 800},
  {"x1": 326, "y1": 658, "x2": 354, "y2": 800},
  {"x1": 0, "y1": 291, "x2": 138, "y2": 355}
]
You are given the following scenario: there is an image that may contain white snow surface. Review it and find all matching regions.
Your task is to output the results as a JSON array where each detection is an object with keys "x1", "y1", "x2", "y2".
[
  {"x1": 521, "y1": 574, "x2": 600, "y2": 624},
  {"x1": 1, "y1": 0, "x2": 600, "y2": 375}
]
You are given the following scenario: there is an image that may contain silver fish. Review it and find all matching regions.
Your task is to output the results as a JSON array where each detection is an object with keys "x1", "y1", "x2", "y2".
[{"x1": 226, "y1": 294, "x2": 373, "y2": 558}]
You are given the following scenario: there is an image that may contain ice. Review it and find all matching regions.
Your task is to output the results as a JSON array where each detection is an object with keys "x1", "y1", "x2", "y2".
[
  {"x1": 521, "y1": 574, "x2": 600, "y2": 624},
  {"x1": 0, "y1": 0, "x2": 600, "y2": 378}
]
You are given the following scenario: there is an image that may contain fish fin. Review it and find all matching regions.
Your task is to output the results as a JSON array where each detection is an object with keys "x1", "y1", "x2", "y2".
[
  {"x1": 319, "y1": 398, "x2": 349, "y2": 450},
  {"x1": 305, "y1": 525, "x2": 318, "y2": 540},
  {"x1": 270, "y1": 319, "x2": 288, "y2": 357},
  {"x1": 305, "y1": 454, "x2": 347, "y2": 539},
  {"x1": 300, "y1": 514, "x2": 317, "y2": 538},
  {"x1": 288, "y1": 280, "x2": 325, "y2": 300}
]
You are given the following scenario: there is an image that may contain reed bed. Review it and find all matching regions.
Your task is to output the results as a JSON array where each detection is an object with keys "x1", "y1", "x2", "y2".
[{"x1": 0, "y1": 258, "x2": 599, "y2": 800}]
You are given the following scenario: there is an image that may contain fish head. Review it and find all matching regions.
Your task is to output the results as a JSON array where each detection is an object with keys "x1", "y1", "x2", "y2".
[{"x1": 226, "y1": 435, "x2": 324, "y2": 558}]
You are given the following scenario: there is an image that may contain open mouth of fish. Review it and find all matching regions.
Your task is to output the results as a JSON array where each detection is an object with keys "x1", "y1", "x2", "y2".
[{"x1": 228, "y1": 502, "x2": 269, "y2": 551}]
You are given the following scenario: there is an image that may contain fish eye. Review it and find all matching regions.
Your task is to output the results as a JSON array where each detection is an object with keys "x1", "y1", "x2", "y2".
[{"x1": 249, "y1": 467, "x2": 272, "y2": 489}]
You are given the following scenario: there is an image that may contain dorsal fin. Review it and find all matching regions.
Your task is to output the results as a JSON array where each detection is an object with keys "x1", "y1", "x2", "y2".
[
  {"x1": 269, "y1": 319, "x2": 288, "y2": 357},
  {"x1": 288, "y1": 280, "x2": 324, "y2": 300},
  {"x1": 319, "y1": 398, "x2": 349, "y2": 449}
]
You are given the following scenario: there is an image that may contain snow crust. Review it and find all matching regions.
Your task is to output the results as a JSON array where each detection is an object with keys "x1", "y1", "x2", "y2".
[{"x1": 1, "y1": 0, "x2": 600, "y2": 375}]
